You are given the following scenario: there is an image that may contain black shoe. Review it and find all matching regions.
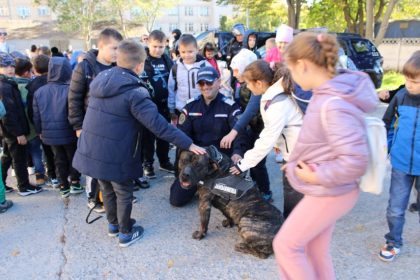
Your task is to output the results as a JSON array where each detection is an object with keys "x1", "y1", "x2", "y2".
[
  {"x1": 18, "y1": 185, "x2": 43, "y2": 196},
  {"x1": 134, "y1": 177, "x2": 150, "y2": 189},
  {"x1": 409, "y1": 203, "x2": 418, "y2": 212},
  {"x1": 0, "y1": 200, "x2": 13, "y2": 213},
  {"x1": 5, "y1": 185, "x2": 13, "y2": 193},
  {"x1": 159, "y1": 162, "x2": 175, "y2": 174},
  {"x1": 143, "y1": 164, "x2": 156, "y2": 179}
]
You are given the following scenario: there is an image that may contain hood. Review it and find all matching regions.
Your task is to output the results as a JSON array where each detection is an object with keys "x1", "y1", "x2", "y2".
[
  {"x1": 89, "y1": 67, "x2": 142, "y2": 99},
  {"x1": 230, "y1": 49, "x2": 257, "y2": 75},
  {"x1": 84, "y1": 49, "x2": 98, "y2": 68},
  {"x1": 261, "y1": 78, "x2": 284, "y2": 101},
  {"x1": 47, "y1": 57, "x2": 72, "y2": 84},
  {"x1": 243, "y1": 30, "x2": 258, "y2": 50},
  {"x1": 315, "y1": 70, "x2": 378, "y2": 113}
]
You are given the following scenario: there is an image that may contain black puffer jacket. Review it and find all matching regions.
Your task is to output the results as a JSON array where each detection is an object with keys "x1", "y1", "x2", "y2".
[
  {"x1": 26, "y1": 74, "x2": 48, "y2": 124},
  {"x1": 0, "y1": 75, "x2": 29, "y2": 139},
  {"x1": 68, "y1": 49, "x2": 115, "y2": 130}
]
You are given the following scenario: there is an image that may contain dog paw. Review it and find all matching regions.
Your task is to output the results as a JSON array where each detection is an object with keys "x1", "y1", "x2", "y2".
[
  {"x1": 222, "y1": 219, "x2": 233, "y2": 227},
  {"x1": 192, "y1": 231, "x2": 205, "y2": 240}
]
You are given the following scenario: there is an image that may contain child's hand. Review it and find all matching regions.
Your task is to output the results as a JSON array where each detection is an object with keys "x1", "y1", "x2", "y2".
[
  {"x1": 378, "y1": 90, "x2": 390, "y2": 101},
  {"x1": 17, "y1": 135, "x2": 27, "y2": 145},
  {"x1": 189, "y1": 144, "x2": 206, "y2": 155},
  {"x1": 295, "y1": 161, "x2": 318, "y2": 184}
]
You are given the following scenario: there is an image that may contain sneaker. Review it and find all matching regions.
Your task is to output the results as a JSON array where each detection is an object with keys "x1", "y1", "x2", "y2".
[
  {"x1": 378, "y1": 243, "x2": 401, "y2": 262},
  {"x1": 0, "y1": 200, "x2": 13, "y2": 213},
  {"x1": 18, "y1": 185, "x2": 43, "y2": 196},
  {"x1": 143, "y1": 165, "x2": 156, "y2": 179},
  {"x1": 60, "y1": 185, "x2": 70, "y2": 198},
  {"x1": 5, "y1": 185, "x2": 13, "y2": 193},
  {"x1": 132, "y1": 196, "x2": 138, "y2": 204},
  {"x1": 159, "y1": 162, "x2": 175, "y2": 174},
  {"x1": 262, "y1": 191, "x2": 273, "y2": 202},
  {"x1": 87, "y1": 199, "x2": 106, "y2": 213},
  {"x1": 27, "y1": 166, "x2": 35, "y2": 175},
  {"x1": 119, "y1": 225, "x2": 144, "y2": 247},
  {"x1": 409, "y1": 202, "x2": 418, "y2": 212},
  {"x1": 35, "y1": 173, "x2": 46, "y2": 186},
  {"x1": 47, "y1": 178, "x2": 60, "y2": 189},
  {"x1": 70, "y1": 182, "x2": 84, "y2": 194},
  {"x1": 108, "y1": 218, "x2": 137, "y2": 237},
  {"x1": 133, "y1": 177, "x2": 150, "y2": 189}
]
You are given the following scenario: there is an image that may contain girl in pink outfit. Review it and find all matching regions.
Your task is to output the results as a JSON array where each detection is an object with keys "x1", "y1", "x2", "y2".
[
  {"x1": 273, "y1": 32, "x2": 378, "y2": 280},
  {"x1": 202, "y1": 42, "x2": 220, "y2": 76}
]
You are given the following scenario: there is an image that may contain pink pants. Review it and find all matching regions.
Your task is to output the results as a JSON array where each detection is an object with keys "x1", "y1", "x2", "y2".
[{"x1": 273, "y1": 188, "x2": 359, "y2": 280}]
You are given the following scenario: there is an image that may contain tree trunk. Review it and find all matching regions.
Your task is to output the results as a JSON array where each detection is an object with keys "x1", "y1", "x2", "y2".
[
  {"x1": 342, "y1": 0, "x2": 356, "y2": 33},
  {"x1": 374, "y1": 0, "x2": 399, "y2": 46},
  {"x1": 357, "y1": 0, "x2": 365, "y2": 36},
  {"x1": 366, "y1": 0, "x2": 374, "y2": 39},
  {"x1": 118, "y1": 8, "x2": 128, "y2": 38},
  {"x1": 374, "y1": 0, "x2": 386, "y2": 23},
  {"x1": 286, "y1": 0, "x2": 296, "y2": 28}
]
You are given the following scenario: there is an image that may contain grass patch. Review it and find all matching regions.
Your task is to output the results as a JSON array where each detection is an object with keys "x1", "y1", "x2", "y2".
[{"x1": 378, "y1": 71, "x2": 405, "y2": 91}]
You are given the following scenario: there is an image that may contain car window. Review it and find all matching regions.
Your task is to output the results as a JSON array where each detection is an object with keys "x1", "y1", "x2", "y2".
[{"x1": 351, "y1": 39, "x2": 381, "y2": 57}]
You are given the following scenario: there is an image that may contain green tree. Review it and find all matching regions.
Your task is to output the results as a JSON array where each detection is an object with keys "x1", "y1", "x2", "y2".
[
  {"x1": 132, "y1": 0, "x2": 175, "y2": 33},
  {"x1": 34, "y1": 0, "x2": 108, "y2": 49},
  {"x1": 220, "y1": 15, "x2": 228, "y2": 31}
]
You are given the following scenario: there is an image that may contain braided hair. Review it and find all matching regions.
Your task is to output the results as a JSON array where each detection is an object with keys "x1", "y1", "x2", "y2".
[{"x1": 284, "y1": 32, "x2": 339, "y2": 78}]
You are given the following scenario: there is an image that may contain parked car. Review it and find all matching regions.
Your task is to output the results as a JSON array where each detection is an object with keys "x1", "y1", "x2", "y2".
[{"x1": 195, "y1": 30, "x2": 383, "y2": 88}]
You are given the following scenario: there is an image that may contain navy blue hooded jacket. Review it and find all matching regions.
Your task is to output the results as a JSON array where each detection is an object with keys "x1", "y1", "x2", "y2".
[
  {"x1": 72, "y1": 66, "x2": 193, "y2": 183},
  {"x1": 33, "y1": 57, "x2": 76, "y2": 146}
]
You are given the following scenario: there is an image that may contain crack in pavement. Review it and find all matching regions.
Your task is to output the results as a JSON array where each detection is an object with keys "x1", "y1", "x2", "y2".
[{"x1": 57, "y1": 198, "x2": 70, "y2": 279}]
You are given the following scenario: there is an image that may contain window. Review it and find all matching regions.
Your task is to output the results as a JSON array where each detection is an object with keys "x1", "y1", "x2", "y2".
[
  {"x1": 0, "y1": 7, "x2": 9, "y2": 16},
  {"x1": 185, "y1": 6, "x2": 193, "y2": 16},
  {"x1": 17, "y1": 6, "x2": 30, "y2": 18},
  {"x1": 168, "y1": 7, "x2": 178, "y2": 16},
  {"x1": 200, "y1": 7, "x2": 209, "y2": 16},
  {"x1": 185, "y1": 23, "x2": 194, "y2": 32},
  {"x1": 200, "y1": 23, "x2": 209, "y2": 32},
  {"x1": 38, "y1": 6, "x2": 50, "y2": 16}
]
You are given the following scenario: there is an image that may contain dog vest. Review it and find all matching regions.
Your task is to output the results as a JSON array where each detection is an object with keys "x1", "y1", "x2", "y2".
[{"x1": 208, "y1": 175, "x2": 255, "y2": 201}]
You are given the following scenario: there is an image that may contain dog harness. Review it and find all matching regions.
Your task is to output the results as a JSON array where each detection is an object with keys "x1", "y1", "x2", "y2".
[{"x1": 209, "y1": 175, "x2": 255, "y2": 201}]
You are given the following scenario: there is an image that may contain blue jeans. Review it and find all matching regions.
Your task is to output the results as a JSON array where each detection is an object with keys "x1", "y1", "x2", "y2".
[
  {"x1": 28, "y1": 137, "x2": 45, "y2": 175},
  {"x1": 385, "y1": 168, "x2": 420, "y2": 247}
]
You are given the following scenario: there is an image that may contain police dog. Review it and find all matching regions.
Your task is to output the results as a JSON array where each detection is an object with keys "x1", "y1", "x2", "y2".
[{"x1": 178, "y1": 146, "x2": 284, "y2": 259}]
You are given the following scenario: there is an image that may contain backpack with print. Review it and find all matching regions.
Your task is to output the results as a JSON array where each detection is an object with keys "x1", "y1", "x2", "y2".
[{"x1": 321, "y1": 96, "x2": 387, "y2": 195}]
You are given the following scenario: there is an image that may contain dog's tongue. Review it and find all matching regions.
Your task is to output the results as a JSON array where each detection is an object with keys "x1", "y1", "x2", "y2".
[{"x1": 180, "y1": 181, "x2": 190, "y2": 188}]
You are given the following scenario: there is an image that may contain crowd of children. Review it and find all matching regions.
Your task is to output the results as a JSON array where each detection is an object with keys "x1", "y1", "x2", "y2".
[{"x1": 0, "y1": 23, "x2": 419, "y2": 278}]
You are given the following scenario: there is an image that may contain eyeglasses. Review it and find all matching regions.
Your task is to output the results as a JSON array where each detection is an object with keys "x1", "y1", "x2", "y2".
[
  {"x1": 0, "y1": 32, "x2": 7, "y2": 36},
  {"x1": 198, "y1": 80, "x2": 214, "y2": 87}
]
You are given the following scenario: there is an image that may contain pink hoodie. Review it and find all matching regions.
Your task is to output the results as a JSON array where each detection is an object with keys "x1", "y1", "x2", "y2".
[{"x1": 285, "y1": 70, "x2": 379, "y2": 197}]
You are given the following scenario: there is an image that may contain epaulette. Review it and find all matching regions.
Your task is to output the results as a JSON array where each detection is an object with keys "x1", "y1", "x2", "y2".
[
  {"x1": 186, "y1": 96, "x2": 200, "y2": 104},
  {"x1": 222, "y1": 97, "x2": 235, "y2": 106}
]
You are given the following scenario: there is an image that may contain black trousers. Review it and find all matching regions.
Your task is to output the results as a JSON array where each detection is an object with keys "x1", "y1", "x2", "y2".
[
  {"x1": 42, "y1": 143, "x2": 56, "y2": 179},
  {"x1": 99, "y1": 180, "x2": 133, "y2": 234},
  {"x1": 51, "y1": 143, "x2": 80, "y2": 188},
  {"x1": 142, "y1": 106, "x2": 171, "y2": 166},
  {"x1": 1, "y1": 138, "x2": 29, "y2": 189}
]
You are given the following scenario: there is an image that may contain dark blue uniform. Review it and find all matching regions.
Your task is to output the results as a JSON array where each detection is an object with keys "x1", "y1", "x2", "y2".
[{"x1": 170, "y1": 93, "x2": 242, "y2": 206}]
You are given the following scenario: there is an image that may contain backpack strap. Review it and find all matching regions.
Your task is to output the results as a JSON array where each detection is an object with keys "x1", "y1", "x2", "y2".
[
  {"x1": 320, "y1": 96, "x2": 342, "y2": 131},
  {"x1": 171, "y1": 63, "x2": 178, "y2": 92},
  {"x1": 264, "y1": 92, "x2": 287, "y2": 111}
]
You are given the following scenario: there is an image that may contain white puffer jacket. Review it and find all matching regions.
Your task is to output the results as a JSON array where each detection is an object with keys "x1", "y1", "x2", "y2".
[{"x1": 236, "y1": 79, "x2": 303, "y2": 172}]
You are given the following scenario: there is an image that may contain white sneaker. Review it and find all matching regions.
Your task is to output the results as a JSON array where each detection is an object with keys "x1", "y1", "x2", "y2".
[
  {"x1": 27, "y1": 167, "x2": 35, "y2": 175},
  {"x1": 11, "y1": 169, "x2": 16, "y2": 177}
]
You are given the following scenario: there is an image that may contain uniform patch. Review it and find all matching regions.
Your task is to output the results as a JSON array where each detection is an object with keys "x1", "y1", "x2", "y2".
[
  {"x1": 178, "y1": 113, "x2": 187, "y2": 125},
  {"x1": 214, "y1": 114, "x2": 228, "y2": 118},
  {"x1": 189, "y1": 112, "x2": 203, "y2": 116}
]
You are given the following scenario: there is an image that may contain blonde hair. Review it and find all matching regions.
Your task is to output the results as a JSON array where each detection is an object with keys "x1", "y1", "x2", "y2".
[
  {"x1": 284, "y1": 32, "x2": 339, "y2": 78},
  {"x1": 402, "y1": 50, "x2": 420, "y2": 79}
]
